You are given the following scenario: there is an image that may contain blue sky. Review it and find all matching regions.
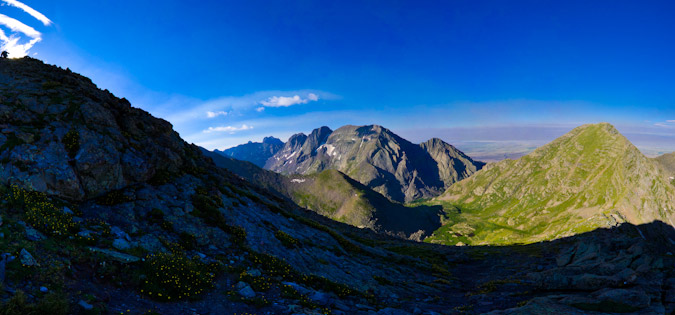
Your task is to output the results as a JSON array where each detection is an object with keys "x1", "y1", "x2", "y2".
[{"x1": 3, "y1": 0, "x2": 675, "y2": 153}]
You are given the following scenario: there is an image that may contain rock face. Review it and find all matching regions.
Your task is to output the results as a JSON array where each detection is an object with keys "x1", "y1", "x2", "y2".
[
  {"x1": 216, "y1": 136, "x2": 283, "y2": 167},
  {"x1": 428, "y1": 123, "x2": 675, "y2": 245},
  {"x1": 265, "y1": 125, "x2": 484, "y2": 202},
  {"x1": 0, "y1": 57, "x2": 187, "y2": 200}
]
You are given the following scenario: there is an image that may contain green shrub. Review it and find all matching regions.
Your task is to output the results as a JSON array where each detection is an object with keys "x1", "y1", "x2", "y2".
[
  {"x1": 148, "y1": 169, "x2": 174, "y2": 186},
  {"x1": 223, "y1": 224, "x2": 247, "y2": 246},
  {"x1": 0, "y1": 133, "x2": 25, "y2": 152},
  {"x1": 62, "y1": 129, "x2": 80, "y2": 159},
  {"x1": 146, "y1": 208, "x2": 173, "y2": 231},
  {"x1": 141, "y1": 252, "x2": 215, "y2": 301},
  {"x1": 274, "y1": 230, "x2": 299, "y2": 248},
  {"x1": 248, "y1": 251, "x2": 296, "y2": 279},
  {"x1": 0, "y1": 291, "x2": 68, "y2": 315},
  {"x1": 300, "y1": 274, "x2": 356, "y2": 298},
  {"x1": 41, "y1": 81, "x2": 62, "y2": 90},
  {"x1": 373, "y1": 275, "x2": 392, "y2": 285},
  {"x1": 96, "y1": 189, "x2": 133, "y2": 206},
  {"x1": 7, "y1": 185, "x2": 77, "y2": 237},
  {"x1": 179, "y1": 232, "x2": 196, "y2": 250},
  {"x1": 239, "y1": 270, "x2": 272, "y2": 291},
  {"x1": 190, "y1": 189, "x2": 247, "y2": 246}
]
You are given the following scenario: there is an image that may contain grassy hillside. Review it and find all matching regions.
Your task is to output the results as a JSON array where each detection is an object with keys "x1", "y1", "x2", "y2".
[
  {"x1": 423, "y1": 123, "x2": 675, "y2": 245},
  {"x1": 654, "y1": 152, "x2": 675, "y2": 178}
]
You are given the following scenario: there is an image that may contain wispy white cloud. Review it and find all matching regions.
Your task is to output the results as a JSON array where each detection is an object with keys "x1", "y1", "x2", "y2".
[
  {"x1": 260, "y1": 93, "x2": 319, "y2": 107},
  {"x1": 654, "y1": 120, "x2": 675, "y2": 128},
  {"x1": 256, "y1": 107, "x2": 265, "y2": 112},
  {"x1": 0, "y1": 13, "x2": 40, "y2": 37},
  {"x1": 206, "y1": 110, "x2": 228, "y2": 118},
  {"x1": 0, "y1": 1, "x2": 51, "y2": 57},
  {"x1": 203, "y1": 124, "x2": 253, "y2": 134},
  {"x1": 160, "y1": 90, "x2": 335, "y2": 127},
  {"x1": 1, "y1": 0, "x2": 52, "y2": 26}
]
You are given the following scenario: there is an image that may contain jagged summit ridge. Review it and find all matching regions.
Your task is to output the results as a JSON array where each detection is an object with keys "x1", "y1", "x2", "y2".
[
  {"x1": 217, "y1": 136, "x2": 284, "y2": 167},
  {"x1": 265, "y1": 124, "x2": 484, "y2": 202}
]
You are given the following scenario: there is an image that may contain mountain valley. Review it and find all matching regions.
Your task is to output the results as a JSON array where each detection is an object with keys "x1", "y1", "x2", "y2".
[{"x1": 0, "y1": 57, "x2": 674, "y2": 315}]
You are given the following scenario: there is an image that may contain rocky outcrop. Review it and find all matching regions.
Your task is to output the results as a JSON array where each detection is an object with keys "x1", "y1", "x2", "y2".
[
  {"x1": 265, "y1": 125, "x2": 484, "y2": 202},
  {"x1": 0, "y1": 57, "x2": 188, "y2": 200}
]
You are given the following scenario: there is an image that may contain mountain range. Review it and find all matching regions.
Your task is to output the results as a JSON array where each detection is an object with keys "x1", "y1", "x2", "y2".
[
  {"x1": 215, "y1": 136, "x2": 284, "y2": 167},
  {"x1": 233, "y1": 124, "x2": 485, "y2": 203},
  {"x1": 1, "y1": 57, "x2": 675, "y2": 314}
]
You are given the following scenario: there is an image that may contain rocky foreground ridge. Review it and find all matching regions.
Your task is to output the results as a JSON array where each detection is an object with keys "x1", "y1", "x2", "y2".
[
  {"x1": 264, "y1": 125, "x2": 485, "y2": 203},
  {"x1": 0, "y1": 57, "x2": 674, "y2": 314}
]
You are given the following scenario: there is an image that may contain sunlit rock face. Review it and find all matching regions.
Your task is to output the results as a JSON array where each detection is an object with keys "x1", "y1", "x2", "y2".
[{"x1": 265, "y1": 124, "x2": 484, "y2": 202}]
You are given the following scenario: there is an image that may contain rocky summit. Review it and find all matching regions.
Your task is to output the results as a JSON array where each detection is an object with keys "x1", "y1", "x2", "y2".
[
  {"x1": 1, "y1": 57, "x2": 675, "y2": 315},
  {"x1": 265, "y1": 124, "x2": 485, "y2": 203},
  {"x1": 426, "y1": 123, "x2": 675, "y2": 245},
  {"x1": 216, "y1": 136, "x2": 284, "y2": 168}
]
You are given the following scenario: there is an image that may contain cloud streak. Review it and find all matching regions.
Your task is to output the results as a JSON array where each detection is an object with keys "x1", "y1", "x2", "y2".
[
  {"x1": 203, "y1": 124, "x2": 254, "y2": 134},
  {"x1": 206, "y1": 110, "x2": 228, "y2": 118},
  {"x1": 0, "y1": 1, "x2": 51, "y2": 57},
  {"x1": 260, "y1": 93, "x2": 319, "y2": 107},
  {"x1": 1, "y1": 0, "x2": 52, "y2": 26}
]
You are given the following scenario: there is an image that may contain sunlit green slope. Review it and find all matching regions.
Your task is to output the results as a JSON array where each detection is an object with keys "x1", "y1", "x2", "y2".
[{"x1": 424, "y1": 123, "x2": 675, "y2": 245}]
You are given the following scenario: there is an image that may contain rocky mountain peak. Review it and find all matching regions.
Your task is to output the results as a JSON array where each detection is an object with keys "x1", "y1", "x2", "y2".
[
  {"x1": 266, "y1": 124, "x2": 484, "y2": 202},
  {"x1": 262, "y1": 136, "x2": 283, "y2": 145}
]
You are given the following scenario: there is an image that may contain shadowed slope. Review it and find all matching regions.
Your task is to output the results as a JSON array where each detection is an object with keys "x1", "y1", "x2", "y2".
[{"x1": 203, "y1": 149, "x2": 443, "y2": 239}]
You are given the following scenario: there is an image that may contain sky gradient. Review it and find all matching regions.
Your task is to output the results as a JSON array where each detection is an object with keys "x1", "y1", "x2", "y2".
[{"x1": 3, "y1": 0, "x2": 675, "y2": 154}]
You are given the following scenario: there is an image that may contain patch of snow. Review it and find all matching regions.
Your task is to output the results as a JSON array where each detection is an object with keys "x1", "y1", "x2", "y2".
[
  {"x1": 322, "y1": 144, "x2": 336, "y2": 156},
  {"x1": 285, "y1": 151, "x2": 297, "y2": 160},
  {"x1": 291, "y1": 179, "x2": 306, "y2": 183}
]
